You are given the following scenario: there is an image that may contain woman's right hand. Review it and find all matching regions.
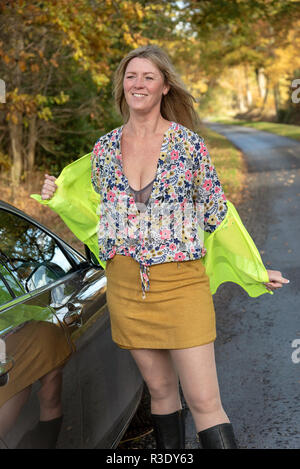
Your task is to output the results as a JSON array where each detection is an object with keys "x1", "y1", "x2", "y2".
[{"x1": 41, "y1": 174, "x2": 57, "y2": 200}]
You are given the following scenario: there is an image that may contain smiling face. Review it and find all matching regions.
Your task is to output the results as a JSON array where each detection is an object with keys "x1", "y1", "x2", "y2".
[{"x1": 123, "y1": 57, "x2": 170, "y2": 115}]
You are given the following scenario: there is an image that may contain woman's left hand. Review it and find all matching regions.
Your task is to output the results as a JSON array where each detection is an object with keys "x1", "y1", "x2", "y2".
[{"x1": 265, "y1": 270, "x2": 290, "y2": 291}]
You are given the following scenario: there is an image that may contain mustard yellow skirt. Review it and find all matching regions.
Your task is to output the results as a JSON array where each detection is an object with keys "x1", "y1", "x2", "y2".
[
  {"x1": 106, "y1": 255, "x2": 216, "y2": 350},
  {"x1": 0, "y1": 321, "x2": 72, "y2": 408}
]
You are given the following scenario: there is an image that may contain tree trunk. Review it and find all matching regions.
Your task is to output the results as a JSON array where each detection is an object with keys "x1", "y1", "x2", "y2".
[
  {"x1": 9, "y1": 28, "x2": 24, "y2": 198},
  {"x1": 256, "y1": 67, "x2": 267, "y2": 101},
  {"x1": 238, "y1": 75, "x2": 247, "y2": 113},
  {"x1": 273, "y1": 83, "x2": 280, "y2": 120},
  {"x1": 261, "y1": 78, "x2": 269, "y2": 111},
  {"x1": 238, "y1": 92, "x2": 247, "y2": 113},
  {"x1": 9, "y1": 114, "x2": 23, "y2": 200},
  {"x1": 244, "y1": 64, "x2": 252, "y2": 108},
  {"x1": 26, "y1": 115, "x2": 37, "y2": 180}
]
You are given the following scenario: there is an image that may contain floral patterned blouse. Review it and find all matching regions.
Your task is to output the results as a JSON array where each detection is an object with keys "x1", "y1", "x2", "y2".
[{"x1": 91, "y1": 121, "x2": 228, "y2": 299}]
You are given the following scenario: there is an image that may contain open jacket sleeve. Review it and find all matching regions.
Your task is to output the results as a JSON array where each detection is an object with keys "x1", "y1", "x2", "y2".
[
  {"x1": 202, "y1": 201, "x2": 271, "y2": 297},
  {"x1": 31, "y1": 151, "x2": 271, "y2": 297},
  {"x1": 192, "y1": 136, "x2": 271, "y2": 297},
  {"x1": 31, "y1": 152, "x2": 106, "y2": 270}
]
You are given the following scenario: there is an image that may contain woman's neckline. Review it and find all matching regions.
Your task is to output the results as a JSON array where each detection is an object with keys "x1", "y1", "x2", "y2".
[{"x1": 118, "y1": 121, "x2": 175, "y2": 193}]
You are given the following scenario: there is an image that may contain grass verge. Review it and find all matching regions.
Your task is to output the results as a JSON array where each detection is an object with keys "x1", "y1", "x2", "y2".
[
  {"x1": 209, "y1": 118, "x2": 300, "y2": 141},
  {"x1": 199, "y1": 125, "x2": 246, "y2": 205}
]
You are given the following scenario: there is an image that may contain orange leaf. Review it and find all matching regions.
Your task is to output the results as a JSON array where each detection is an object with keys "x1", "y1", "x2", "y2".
[
  {"x1": 19, "y1": 60, "x2": 26, "y2": 72},
  {"x1": 11, "y1": 113, "x2": 20, "y2": 125},
  {"x1": 31, "y1": 63, "x2": 40, "y2": 73},
  {"x1": 3, "y1": 54, "x2": 11, "y2": 65},
  {"x1": 50, "y1": 58, "x2": 58, "y2": 67}
]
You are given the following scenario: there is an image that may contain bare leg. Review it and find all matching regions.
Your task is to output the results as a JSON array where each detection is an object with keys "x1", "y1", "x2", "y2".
[
  {"x1": 170, "y1": 342, "x2": 230, "y2": 432},
  {"x1": 38, "y1": 367, "x2": 63, "y2": 421},
  {"x1": 130, "y1": 349, "x2": 182, "y2": 414},
  {"x1": 0, "y1": 386, "x2": 32, "y2": 438},
  {"x1": 15, "y1": 368, "x2": 64, "y2": 449}
]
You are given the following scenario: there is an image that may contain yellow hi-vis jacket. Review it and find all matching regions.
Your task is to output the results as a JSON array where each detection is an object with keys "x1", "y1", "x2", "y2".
[{"x1": 31, "y1": 152, "x2": 271, "y2": 298}]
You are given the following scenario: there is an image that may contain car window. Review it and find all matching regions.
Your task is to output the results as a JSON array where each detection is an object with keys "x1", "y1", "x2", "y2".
[
  {"x1": 0, "y1": 209, "x2": 73, "y2": 291},
  {"x1": 0, "y1": 263, "x2": 24, "y2": 297},
  {"x1": 0, "y1": 276, "x2": 12, "y2": 305}
]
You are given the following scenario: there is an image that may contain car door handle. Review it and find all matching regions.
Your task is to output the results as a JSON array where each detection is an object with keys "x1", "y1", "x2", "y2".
[
  {"x1": 0, "y1": 339, "x2": 14, "y2": 386},
  {"x1": 63, "y1": 302, "x2": 83, "y2": 327},
  {"x1": 0, "y1": 356, "x2": 14, "y2": 387}
]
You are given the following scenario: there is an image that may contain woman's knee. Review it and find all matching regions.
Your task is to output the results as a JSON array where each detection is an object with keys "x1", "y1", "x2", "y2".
[
  {"x1": 130, "y1": 349, "x2": 179, "y2": 400},
  {"x1": 170, "y1": 344, "x2": 223, "y2": 415},
  {"x1": 146, "y1": 375, "x2": 179, "y2": 401},
  {"x1": 38, "y1": 368, "x2": 63, "y2": 408},
  {"x1": 186, "y1": 391, "x2": 222, "y2": 415}
]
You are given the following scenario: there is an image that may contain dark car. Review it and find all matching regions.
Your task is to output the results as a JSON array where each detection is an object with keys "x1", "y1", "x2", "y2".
[{"x1": 0, "y1": 200, "x2": 143, "y2": 449}]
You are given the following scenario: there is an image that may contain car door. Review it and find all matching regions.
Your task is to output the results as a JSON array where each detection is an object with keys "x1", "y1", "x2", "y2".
[
  {"x1": 0, "y1": 259, "x2": 74, "y2": 450},
  {"x1": 0, "y1": 205, "x2": 143, "y2": 449}
]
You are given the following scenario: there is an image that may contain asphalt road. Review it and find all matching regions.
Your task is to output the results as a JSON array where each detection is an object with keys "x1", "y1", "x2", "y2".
[
  {"x1": 120, "y1": 124, "x2": 300, "y2": 449},
  {"x1": 198, "y1": 123, "x2": 300, "y2": 449}
]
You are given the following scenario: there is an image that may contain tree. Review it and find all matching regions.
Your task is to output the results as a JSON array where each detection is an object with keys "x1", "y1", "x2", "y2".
[
  {"x1": 177, "y1": 0, "x2": 300, "y2": 118},
  {"x1": 0, "y1": 0, "x2": 177, "y2": 194}
]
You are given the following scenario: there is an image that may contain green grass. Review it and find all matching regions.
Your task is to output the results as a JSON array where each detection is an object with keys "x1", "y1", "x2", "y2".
[
  {"x1": 199, "y1": 125, "x2": 246, "y2": 204},
  {"x1": 209, "y1": 118, "x2": 300, "y2": 141}
]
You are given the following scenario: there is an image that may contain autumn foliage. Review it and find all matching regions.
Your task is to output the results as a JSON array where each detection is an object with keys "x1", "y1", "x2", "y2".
[{"x1": 0, "y1": 0, "x2": 300, "y2": 193}]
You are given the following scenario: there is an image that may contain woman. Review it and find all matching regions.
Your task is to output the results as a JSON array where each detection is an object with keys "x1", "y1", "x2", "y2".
[{"x1": 40, "y1": 45, "x2": 289, "y2": 449}]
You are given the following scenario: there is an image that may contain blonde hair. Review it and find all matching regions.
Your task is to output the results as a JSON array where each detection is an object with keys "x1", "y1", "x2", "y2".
[{"x1": 113, "y1": 44, "x2": 201, "y2": 132}]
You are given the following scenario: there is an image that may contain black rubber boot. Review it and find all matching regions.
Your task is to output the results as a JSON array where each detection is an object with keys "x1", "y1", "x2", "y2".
[
  {"x1": 16, "y1": 416, "x2": 63, "y2": 449},
  {"x1": 197, "y1": 423, "x2": 238, "y2": 449},
  {"x1": 151, "y1": 409, "x2": 185, "y2": 449}
]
